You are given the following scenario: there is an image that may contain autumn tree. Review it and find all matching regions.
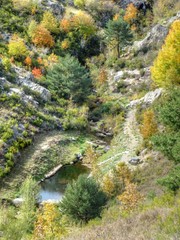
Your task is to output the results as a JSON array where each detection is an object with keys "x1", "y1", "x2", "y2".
[
  {"x1": 61, "y1": 39, "x2": 70, "y2": 50},
  {"x1": 24, "y1": 56, "x2": 32, "y2": 68},
  {"x1": 33, "y1": 203, "x2": 66, "y2": 240},
  {"x1": 41, "y1": 11, "x2": 59, "y2": 34},
  {"x1": 28, "y1": 20, "x2": 38, "y2": 38},
  {"x1": 114, "y1": 162, "x2": 133, "y2": 194},
  {"x1": 140, "y1": 109, "x2": 158, "y2": 139},
  {"x1": 60, "y1": 18, "x2": 71, "y2": 33},
  {"x1": 8, "y1": 35, "x2": 29, "y2": 60},
  {"x1": 104, "y1": 16, "x2": 133, "y2": 58},
  {"x1": 118, "y1": 181, "x2": 143, "y2": 211},
  {"x1": 32, "y1": 25, "x2": 54, "y2": 47},
  {"x1": 101, "y1": 162, "x2": 133, "y2": 197},
  {"x1": 151, "y1": 20, "x2": 180, "y2": 87},
  {"x1": 83, "y1": 144, "x2": 98, "y2": 165},
  {"x1": 124, "y1": 3, "x2": 138, "y2": 24},
  {"x1": 71, "y1": 11, "x2": 96, "y2": 39},
  {"x1": 32, "y1": 67, "x2": 42, "y2": 79},
  {"x1": 101, "y1": 172, "x2": 116, "y2": 197},
  {"x1": 60, "y1": 175, "x2": 107, "y2": 223}
]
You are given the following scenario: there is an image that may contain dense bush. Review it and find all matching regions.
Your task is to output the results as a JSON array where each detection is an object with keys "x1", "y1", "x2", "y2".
[
  {"x1": 152, "y1": 132, "x2": 180, "y2": 163},
  {"x1": 157, "y1": 165, "x2": 180, "y2": 192},
  {"x1": 60, "y1": 175, "x2": 107, "y2": 223},
  {"x1": 155, "y1": 88, "x2": 180, "y2": 131}
]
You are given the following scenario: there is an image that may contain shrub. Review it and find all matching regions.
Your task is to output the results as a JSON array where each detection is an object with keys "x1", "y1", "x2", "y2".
[
  {"x1": 155, "y1": 88, "x2": 180, "y2": 131},
  {"x1": 60, "y1": 18, "x2": 71, "y2": 33},
  {"x1": 24, "y1": 56, "x2": 32, "y2": 68},
  {"x1": 8, "y1": 35, "x2": 28, "y2": 60},
  {"x1": 157, "y1": 165, "x2": 180, "y2": 192},
  {"x1": 151, "y1": 20, "x2": 180, "y2": 87},
  {"x1": 2, "y1": 57, "x2": 11, "y2": 71},
  {"x1": 60, "y1": 175, "x2": 107, "y2": 223},
  {"x1": 152, "y1": 132, "x2": 180, "y2": 163},
  {"x1": 63, "y1": 105, "x2": 88, "y2": 130}
]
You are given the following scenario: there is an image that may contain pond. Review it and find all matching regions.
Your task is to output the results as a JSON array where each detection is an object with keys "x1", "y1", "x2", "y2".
[{"x1": 40, "y1": 162, "x2": 90, "y2": 201}]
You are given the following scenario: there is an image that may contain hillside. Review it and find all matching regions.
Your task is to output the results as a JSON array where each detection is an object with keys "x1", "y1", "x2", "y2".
[{"x1": 0, "y1": 0, "x2": 180, "y2": 239}]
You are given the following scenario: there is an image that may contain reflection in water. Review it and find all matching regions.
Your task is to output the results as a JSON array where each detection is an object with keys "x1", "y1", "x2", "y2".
[{"x1": 40, "y1": 163, "x2": 89, "y2": 201}]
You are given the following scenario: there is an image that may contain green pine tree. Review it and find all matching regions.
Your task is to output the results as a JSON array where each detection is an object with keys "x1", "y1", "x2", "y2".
[
  {"x1": 60, "y1": 175, "x2": 107, "y2": 223},
  {"x1": 46, "y1": 54, "x2": 91, "y2": 103},
  {"x1": 104, "y1": 16, "x2": 133, "y2": 58}
]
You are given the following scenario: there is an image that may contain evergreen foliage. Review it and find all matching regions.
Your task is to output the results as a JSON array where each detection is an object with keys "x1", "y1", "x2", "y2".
[
  {"x1": 60, "y1": 175, "x2": 107, "y2": 223},
  {"x1": 46, "y1": 54, "x2": 91, "y2": 103},
  {"x1": 156, "y1": 88, "x2": 180, "y2": 131},
  {"x1": 157, "y1": 165, "x2": 180, "y2": 192},
  {"x1": 104, "y1": 16, "x2": 133, "y2": 58}
]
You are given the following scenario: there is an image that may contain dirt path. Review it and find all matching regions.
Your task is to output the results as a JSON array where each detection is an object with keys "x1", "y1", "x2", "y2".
[
  {"x1": 98, "y1": 107, "x2": 142, "y2": 171},
  {"x1": 0, "y1": 131, "x2": 63, "y2": 197},
  {"x1": 120, "y1": 108, "x2": 142, "y2": 163}
]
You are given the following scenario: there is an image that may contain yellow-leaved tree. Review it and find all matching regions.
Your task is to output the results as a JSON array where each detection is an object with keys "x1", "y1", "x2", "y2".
[
  {"x1": 140, "y1": 109, "x2": 158, "y2": 140},
  {"x1": 118, "y1": 181, "x2": 143, "y2": 211},
  {"x1": 32, "y1": 203, "x2": 66, "y2": 240},
  {"x1": 41, "y1": 11, "x2": 59, "y2": 34},
  {"x1": 151, "y1": 20, "x2": 180, "y2": 87},
  {"x1": 8, "y1": 35, "x2": 29, "y2": 59}
]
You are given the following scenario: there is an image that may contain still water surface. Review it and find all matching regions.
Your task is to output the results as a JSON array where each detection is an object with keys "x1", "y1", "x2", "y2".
[{"x1": 40, "y1": 163, "x2": 89, "y2": 201}]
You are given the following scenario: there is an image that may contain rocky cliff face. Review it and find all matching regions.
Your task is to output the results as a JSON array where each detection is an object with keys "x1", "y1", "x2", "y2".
[{"x1": 133, "y1": 12, "x2": 180, "y2": 53}]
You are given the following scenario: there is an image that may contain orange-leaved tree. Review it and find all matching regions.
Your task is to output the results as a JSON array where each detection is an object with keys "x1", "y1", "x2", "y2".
[
  {"x1": 32, "y1": 25, "x2": 54, "y2": 47},
  {"x1": 60, "y1": 18, "x2": 71, "y2": 33},
  {"x1": 24, "y1": 56, "x2": 32, "y2": 68},
  {"x1": 32, "y1": 67, "x2": 42, "y2": 79},
  {"x1": 124, "y1": 3, "x2": 138, "y2": 24}
]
